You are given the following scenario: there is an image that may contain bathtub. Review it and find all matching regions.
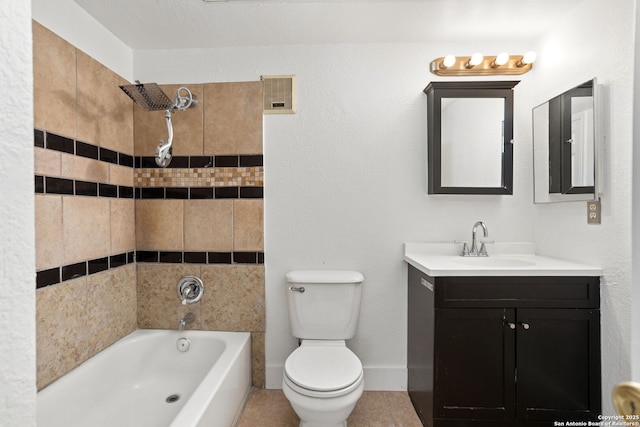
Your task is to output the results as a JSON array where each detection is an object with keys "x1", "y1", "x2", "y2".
[{"x1": 37, "y1": 329, "x2": 252, "y2": 427}]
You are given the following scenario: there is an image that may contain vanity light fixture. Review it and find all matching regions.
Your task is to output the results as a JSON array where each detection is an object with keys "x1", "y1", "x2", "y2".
[
  {"x1": 492, "y1": 52, "x2": 509, "y2": 68},
  {"x1": 466, "y1": 53, "x2": 484, "y2": 68},
  {"x1": 517, "y1": 51, "x2": 537, "y2": 67},
  {"x1": 431, "y1": 51, "x2": 537, "y2": 76},
  {"x1": 441, "y1": 54, "x2": 456, "y2": 69}
]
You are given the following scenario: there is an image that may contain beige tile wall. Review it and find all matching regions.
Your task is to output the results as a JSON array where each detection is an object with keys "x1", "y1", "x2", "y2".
[
  {"x1": 34, "y1": 21, "x2": 266, "y2": 390},
  {"x1": 204, "y1": 82, "x2": 264, "y2": 155},
  {"x1": 33, "y1": 22, "x2": 76, "y2": 139},
  {"x1": 134, "y1": 81, "x2": 266, "y2": 387},
  {"x1": 36, "y1": 265, "x2": 137, "y2": 390},
  {"x1": 33, "y1": 21, "x2": 136, "y2": 389}
]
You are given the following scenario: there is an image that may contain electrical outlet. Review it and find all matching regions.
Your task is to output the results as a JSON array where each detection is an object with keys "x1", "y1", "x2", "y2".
[{"x1": 587, "y1": 200, "x2": 601, "y2": 224}]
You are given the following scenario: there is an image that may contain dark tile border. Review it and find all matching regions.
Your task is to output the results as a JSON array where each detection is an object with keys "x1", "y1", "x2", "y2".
[
  {"x1": 35, "y1": 175, "x2": 44, "y2": 193},
  {"x1": 62, "y1": 261, "x2": 87, "y2": 282},
  {"x1": 35, "y1": 129, "x2": 134, "y2": 169},
  {"x1": 135, "y1": 154, "x2": 262, "y2": 169},
  {"x1": 76, "y1": 141, "x2": 98, "y2": 160},
  {"x1": 45, "y1": 177, "x2": 74, "y2": 195},
  {"x1": 136, "y1": 251, "x2": 264, "y2": 265},
  {"x1": 134, "y1": 186, "x2": 261, "y2": 200},
  {"x1": 36, "y1": 251, "x2": 135, "y2": 289},
  {"x1": 46, "y1": 133, "x2": 74, "y2": 154},
  {"x1": 37, "y1": 253, "x2": 264, "y2": 289},
  {"x1": 36, "y1": 175, "x2": 134, "y2": 199},
  {"x1": 34, "y1": 129, "x2": 45, "y2": 148}
]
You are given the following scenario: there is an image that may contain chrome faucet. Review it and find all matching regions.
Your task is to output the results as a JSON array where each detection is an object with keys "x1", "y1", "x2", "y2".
[
  {"x1": 459, "y1": 221, "x2": 494, "y2": 257},
  {"x1": 179, "y1": 312, "x2": 196, "y2": 331}
]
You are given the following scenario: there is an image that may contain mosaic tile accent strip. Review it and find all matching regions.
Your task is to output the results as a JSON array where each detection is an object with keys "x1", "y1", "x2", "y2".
[{"x1": 135, "y1": 167, "x2": 264, "y2": 188}]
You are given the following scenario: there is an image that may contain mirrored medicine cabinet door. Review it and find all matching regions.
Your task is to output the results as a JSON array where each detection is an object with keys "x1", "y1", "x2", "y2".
[
  {"x1": 533, "y1": 78, "x2": 600, "y2": 203},
  {"x1": 424, "y1": 81, "x2": 518, "y2": 195}
]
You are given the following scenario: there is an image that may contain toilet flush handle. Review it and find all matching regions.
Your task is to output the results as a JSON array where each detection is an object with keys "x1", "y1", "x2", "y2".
[{"x1": 289, "y1": 286, "x2": 305, "y2": 293}]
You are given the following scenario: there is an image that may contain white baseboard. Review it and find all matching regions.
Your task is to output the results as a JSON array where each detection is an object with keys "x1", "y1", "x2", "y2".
[{"x1": 266, "y1": 365, "x2": 407, "y2": 391}]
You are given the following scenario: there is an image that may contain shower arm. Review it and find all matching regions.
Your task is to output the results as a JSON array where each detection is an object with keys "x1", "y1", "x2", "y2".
[{"x1": 155, "y1": 109, "x2": 174, "y2": 167}]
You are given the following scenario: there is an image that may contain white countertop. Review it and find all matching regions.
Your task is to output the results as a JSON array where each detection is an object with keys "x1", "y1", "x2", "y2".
[{"x1": 404, "y1": 242, "x2": 602, "y2": 277}]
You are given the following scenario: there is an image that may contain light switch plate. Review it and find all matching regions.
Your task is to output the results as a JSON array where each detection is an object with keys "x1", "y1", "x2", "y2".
[{"x1": 587, "y1": 199, "x2": 601, "y2": 224}]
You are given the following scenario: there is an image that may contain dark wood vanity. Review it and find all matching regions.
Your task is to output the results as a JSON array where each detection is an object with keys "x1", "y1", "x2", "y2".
[{"x1": 407, "y1": 264, "x2": 601, "y2": 427}]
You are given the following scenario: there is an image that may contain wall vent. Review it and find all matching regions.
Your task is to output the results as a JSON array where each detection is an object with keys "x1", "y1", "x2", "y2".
[{"x1": 261, "y1": 75, "x2": 296, "y2": 114}]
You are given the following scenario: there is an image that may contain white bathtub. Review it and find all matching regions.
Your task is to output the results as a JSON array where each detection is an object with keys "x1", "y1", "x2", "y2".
[{"x1": 37, "y1": 329, "x2": 252, "y2": 427}]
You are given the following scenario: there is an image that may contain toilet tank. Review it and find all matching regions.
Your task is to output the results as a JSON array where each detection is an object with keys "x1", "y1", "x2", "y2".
[{"x1": 286, "y1": 270, "x2": 364, "y2": 340}]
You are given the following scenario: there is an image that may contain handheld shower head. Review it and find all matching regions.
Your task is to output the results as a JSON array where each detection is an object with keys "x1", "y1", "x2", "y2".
[{"x1": 173, "y1": 86, "x2": 198, "y2": 111}]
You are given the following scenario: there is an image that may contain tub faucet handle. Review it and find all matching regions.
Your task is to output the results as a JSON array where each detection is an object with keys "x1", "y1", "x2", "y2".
[{"x1": 178, "y1": 276, "x2": 204, "y2": 305}]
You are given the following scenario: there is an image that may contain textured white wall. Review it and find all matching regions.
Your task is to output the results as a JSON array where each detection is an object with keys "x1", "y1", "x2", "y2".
[
  {"x1": 633, "y1": 0, "x2": 640, "y2": 381},
  {"x1": 523, "y1": 0, "x2": 636, "y2": 415},
  {"x1": 134, "y1": 40, "x2": 537, "y2": 389},
  {"x1": 0, "y1": 0, "x2": 36, "y2": 425},
  {"x1": 31, "y1": 0, "x2": 133, "y2": 81}
]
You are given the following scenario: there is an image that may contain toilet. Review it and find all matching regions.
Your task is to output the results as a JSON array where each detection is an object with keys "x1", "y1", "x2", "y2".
[{"x1": 282, "y1": 270, "x2": 365, "y2": 427}]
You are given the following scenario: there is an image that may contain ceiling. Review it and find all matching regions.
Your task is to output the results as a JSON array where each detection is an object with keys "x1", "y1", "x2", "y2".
[{"x1": 73, "y1": 0, "x2": 583, "y2": 50}]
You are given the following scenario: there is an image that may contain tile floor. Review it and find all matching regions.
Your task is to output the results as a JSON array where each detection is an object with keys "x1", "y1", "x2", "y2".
[{"x1": 236, "y1": 388, "x2": 423, "y2": 427}]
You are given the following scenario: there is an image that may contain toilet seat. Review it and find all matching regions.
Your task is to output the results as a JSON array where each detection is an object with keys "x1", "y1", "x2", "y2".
[{"x1": 284, "y1": 341, "x2": 363, "y2": 398}]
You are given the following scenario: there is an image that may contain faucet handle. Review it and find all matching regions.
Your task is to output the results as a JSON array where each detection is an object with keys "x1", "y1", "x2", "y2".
[
  {"x1": 478, "y1": 240, "x2": 494, "y2": 257},
  {"x1": 454, "y1": 240, "x2": 470, "y2": 256}
]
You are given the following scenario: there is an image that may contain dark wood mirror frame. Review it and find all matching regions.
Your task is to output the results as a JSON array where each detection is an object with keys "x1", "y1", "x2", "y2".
[
  {"x1": 424, "y1": 81, "x2": 519, "y2": 195},
  {"x1": 548, "y1": 81, "x2": 595, "y2": 195}
]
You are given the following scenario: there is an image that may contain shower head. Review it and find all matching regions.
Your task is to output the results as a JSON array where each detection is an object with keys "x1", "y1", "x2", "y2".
[
  {"x1": 119, "y1": 82, "x2": 174, "y2": 111},
  {"x1": 119, "y1": 82, "x2": 198, "y2": 168}
]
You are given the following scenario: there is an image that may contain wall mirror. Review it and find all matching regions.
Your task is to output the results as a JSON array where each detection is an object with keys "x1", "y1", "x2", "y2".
[
  {"x1": 533, "y1": 78, "x2": 600, "y2": 203},
  {"x1": 424, "y1": 81, "x2": 518, "y2": 194}
]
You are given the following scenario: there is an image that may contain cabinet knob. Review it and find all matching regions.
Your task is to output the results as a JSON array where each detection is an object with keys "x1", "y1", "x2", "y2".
[
  {"x1": 521, "y1": 322, "x2": 530, "y2": 330},
  {"x1": 507, "y1": 322, "x2": 516, "y2": 330}
]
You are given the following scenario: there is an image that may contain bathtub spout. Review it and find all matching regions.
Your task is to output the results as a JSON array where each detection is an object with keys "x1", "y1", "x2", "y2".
[{"x1": 179, "y1": 312, "x2": 196, "y2": 331}]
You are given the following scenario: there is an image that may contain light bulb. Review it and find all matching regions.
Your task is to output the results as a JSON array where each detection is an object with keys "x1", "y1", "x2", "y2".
[
  {"x1": 521, "y1": 51, "x2": 537, "y2": 65},
  {"x1": 442, "y1": 55, "x2": 456, "y2": 68},
  {"x1": 467, "y1": 53, "x2": 483, "y2": 68},
  {"x1": 494, "y1": 52, "x2": 509, "y2": 66}
]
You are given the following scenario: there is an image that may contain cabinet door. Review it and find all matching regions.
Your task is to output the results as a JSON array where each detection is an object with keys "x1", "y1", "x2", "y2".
[
  {"x1": 434, "y1": 308, "x2": 516, "y2": 420},
  {"x1": 516, "y1": 308, "x2": 601, "y2": 421},
  {"x1": 408, "y1": 267, "x2": 435, "y2": 425}
]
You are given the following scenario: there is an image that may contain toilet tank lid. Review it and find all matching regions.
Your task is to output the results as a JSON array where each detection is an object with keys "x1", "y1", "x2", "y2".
[{"x1": 286, "y1": 270, "x2": 364, "y2": 284}]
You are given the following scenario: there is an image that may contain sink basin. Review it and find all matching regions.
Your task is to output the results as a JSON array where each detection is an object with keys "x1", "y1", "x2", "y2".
[{"x1": 454, "y1": 257, "x2": 536, "y2": 268}]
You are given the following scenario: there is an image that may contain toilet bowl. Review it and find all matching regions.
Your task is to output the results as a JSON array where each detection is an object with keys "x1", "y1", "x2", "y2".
[
  {"x1": 282, "y1": 340, "x2": 364, "y2": 427},
  {"x1": 283, "y1": 270, "x2": 366, "y2": 427}
]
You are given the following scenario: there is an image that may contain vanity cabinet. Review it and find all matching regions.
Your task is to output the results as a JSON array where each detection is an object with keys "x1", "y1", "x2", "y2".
[{"x1": 407, "y1": 265, "x2": 601, "y2": 427}]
